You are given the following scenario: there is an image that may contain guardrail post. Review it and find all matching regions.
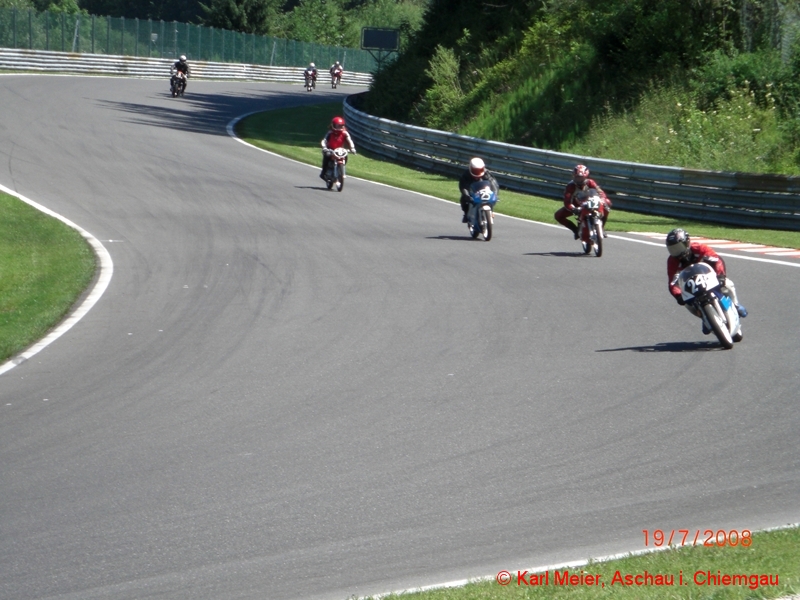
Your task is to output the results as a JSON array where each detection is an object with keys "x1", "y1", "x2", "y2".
[{"x1": 72, "y1": 16, "x2": 79, "y2": 53}]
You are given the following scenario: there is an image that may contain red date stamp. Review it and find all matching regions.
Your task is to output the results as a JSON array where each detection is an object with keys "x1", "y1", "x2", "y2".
[{"x1": 643, "y1": 529, "x2": 752, "y2": 547}]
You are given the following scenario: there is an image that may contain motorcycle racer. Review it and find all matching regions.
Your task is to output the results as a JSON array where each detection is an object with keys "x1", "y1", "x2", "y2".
[
  {"x1": 666, "y1": 228, "x2": 748, "y2": 333},
  {"x1": 304, "y1": 62, "x2": 317, "y2": 87},
  {"x1": 320, "y1": 116, "x2": 356, "y2": 179},
  {"x1": 459, "y1": 158, "x2": 499, "y2": 223},
  {"x1": 170, "y1": 55, "x2": 190, "y2": 91},
  {"x1": 555, "y1": 164, "x2": 611, "y2": 239}
]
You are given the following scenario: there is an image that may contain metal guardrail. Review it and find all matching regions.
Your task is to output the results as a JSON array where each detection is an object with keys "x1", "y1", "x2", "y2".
[
  {"x1": 0, "y1": 48, "x2": 373, "y2": 86},
  {"x1": 343, "y1": 93, "x2": 800, "y2": 231}
]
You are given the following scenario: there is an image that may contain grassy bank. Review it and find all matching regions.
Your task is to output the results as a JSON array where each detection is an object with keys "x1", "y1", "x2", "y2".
[
  {"x1": 0, "y1": 191, "x2": 96, "y2": 363},
  {"x1": 236, "y1": 101, "x2": 800, "y2": 250},
  {"x1": 373, "y1": 526, "x2": 800, "y2": 600}
]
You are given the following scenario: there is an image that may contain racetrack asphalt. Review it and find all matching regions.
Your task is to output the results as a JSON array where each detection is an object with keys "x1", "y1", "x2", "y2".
[{"x1": 0, "y1": 75, "x2": 798, "y2": 600}]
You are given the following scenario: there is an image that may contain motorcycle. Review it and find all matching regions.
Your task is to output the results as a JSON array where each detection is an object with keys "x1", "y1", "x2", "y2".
[
  {"x1": 576, "y1": 189, "x2": 605, "y2": 256},
  {"x1": 170, "y1": 72, "x2": 186, "y2": 97},
  {"x1": 677, "y1": 262, "x2": 743, "y2": 349},
  {"x1": 331, "y1": 68, "x2": 343, "y2": 88},
  {"x1": 304, "y1": 71, "x2": 316, "y2": 92},
  {"x1": 466, "y1": 180, "x2": 498, "y2": 241},
  {"x1": 323, "y1": 147, "x2": 348, "y2": 192}
]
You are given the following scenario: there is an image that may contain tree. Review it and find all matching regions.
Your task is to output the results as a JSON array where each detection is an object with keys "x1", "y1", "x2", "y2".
[{"x1": 200, "y1": 0, "x2": 285, "y2": 35}]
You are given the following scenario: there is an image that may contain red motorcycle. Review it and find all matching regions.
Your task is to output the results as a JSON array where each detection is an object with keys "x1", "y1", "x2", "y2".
[
  {"x1": 331, "y1": 67, "x2": 343, "y2": 89},
  {"x1": 576, "y1": 189, "x2": 607, "y2": 257}
]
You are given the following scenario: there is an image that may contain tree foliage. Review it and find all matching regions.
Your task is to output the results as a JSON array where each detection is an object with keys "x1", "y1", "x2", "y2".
[{"x1": 365, "y1": 0, "x2": 800, "y2": 156}]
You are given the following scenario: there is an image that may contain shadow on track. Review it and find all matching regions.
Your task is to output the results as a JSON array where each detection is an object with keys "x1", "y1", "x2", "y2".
[
  {"x1": 428, "y1": 235, "x2": 486, "y2": 242},
  {"x1": 95, "y1": 87, "x2": 348, "y2": 137},
  {"x1": 597, "y1": 341, "x2": 723, "y2": 352},
  {"x1": 524, "y1": 251, "x2": 586, "y2": 258}
]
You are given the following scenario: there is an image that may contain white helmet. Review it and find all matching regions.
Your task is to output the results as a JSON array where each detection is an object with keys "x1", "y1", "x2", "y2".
[
  {"x1": 179, "y1": 55, "x2": 186, "y2": 62},
  {"x1": 309, "y1": 62, "x2": 315, "y2": 68},
  {"x1": 469, "y1": 157, "x2": 486, "y2": 178}
]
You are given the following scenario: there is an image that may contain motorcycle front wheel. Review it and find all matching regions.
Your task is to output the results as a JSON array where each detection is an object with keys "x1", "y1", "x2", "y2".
[
  {"x1": 593, "y1": 222, "x2": 603, "y2": 257},
  {"x1": 702, "y1": 303, "x2": 734, "y2": 349},
  {"x1": 481, "y1": 210, "x2": 492, "y2": 241}
]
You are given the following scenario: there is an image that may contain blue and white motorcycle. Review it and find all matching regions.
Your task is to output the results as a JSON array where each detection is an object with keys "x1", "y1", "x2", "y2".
[
  {"x1": 466, "y1": 180, "x2": 498, "y2": 241},
  {"x1": 677, "y1": 262, "x2": 743, "y2": 349}
]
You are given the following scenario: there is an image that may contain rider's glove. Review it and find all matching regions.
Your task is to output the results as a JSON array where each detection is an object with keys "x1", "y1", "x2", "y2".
[
  {"x1": 675, "y1": 295, "x2": 686, "y2": 306},
  {"x1": 571, "y1": 207, "x2": 581, "y2": 216},
  {"x1": 718, "y1": 274, "x2": 726, "y2": 286},
  {"x1": 351, "y1": 148, "x2": 356, "y2": 154}
]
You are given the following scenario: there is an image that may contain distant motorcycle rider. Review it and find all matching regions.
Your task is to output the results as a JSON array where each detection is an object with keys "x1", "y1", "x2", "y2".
[
  {"x1": 304, "y1": 62, "x2": 318, "y2": 87},
  {"x1": 459, "y1": 158, "x2": 499, "y2": 223},
  {"x1": 320, "y1": 116, "x2": 356, "y2": 179},
  {"x1": 555, "y1": 164, "x2": 611, "y2": 239},
  {"x1": 330, "y1": 61, "x2": 343, "y2": 77},
  {"x1": 666, "y1": 228, "x2": 748, "y2": 334},
  {"x1": 170, "y1": 55, "x2": 190, "y2": 91}
]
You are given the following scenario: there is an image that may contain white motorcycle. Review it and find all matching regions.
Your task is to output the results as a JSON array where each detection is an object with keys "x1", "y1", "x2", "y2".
[{"x1": 677, "y1": 262, "x2": 743, "y2": 349}]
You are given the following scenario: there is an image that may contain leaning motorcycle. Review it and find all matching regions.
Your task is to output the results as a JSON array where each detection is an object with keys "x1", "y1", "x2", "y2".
[
  {"x1": 677, "y1": 262, "x2": 743, "y2": 349},
  {"x1": 331, "y1": 68, "x2": 343, "y2": 88},
  {"x1": 466, "y1": 180, "x2": 498, "y2": 241},
  {"x1": 323, "y1": 147, "x2": 348, "y2": 192},
  {"x1": 576, "y1": 189, "x2": 605, "y2": 256},
  {"x1": 170, "y1": 72, "x2": 186, "y2": 97}
]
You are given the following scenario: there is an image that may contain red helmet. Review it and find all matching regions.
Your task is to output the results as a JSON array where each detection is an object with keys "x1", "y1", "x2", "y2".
[
  {"x1": 331, "y1": 116, "x2": 345, "y2": 131},
  {"x1": 573, "y1": 164, "x2": 589, "y2": 186},
  {"x1": 469, "y1": 157, "x2": 486, "y2": 178}
]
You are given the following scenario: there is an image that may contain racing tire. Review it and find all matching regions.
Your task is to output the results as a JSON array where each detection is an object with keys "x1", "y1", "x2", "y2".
[
  {"x1": 481, "y1": 210, "x2": 492, "y2": 241},
  {"x1": 733, "y1": 331, "x2": 743, "y2": 343},
  {"x1": 593, "y1": 223, "x2": 603, "y2": 257},
  {"x1": 703, "y1": 303, "x2": 734, "y2": 349},
  {"x1": 468, "y1": 219, "x2": 480, "y2": 239}
]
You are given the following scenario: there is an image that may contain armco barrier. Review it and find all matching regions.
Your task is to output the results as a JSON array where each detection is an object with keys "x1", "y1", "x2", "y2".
[
  {"x1": 343, "y1": 93, "x2": 800, "y2": 231},
  {"x1": 0, "y1": 48, "x2": 372, "y2": 86}
]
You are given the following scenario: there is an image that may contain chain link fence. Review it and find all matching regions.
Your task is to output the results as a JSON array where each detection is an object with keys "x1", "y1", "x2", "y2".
[{"x1": 0, "y1": 8, "x2": 376, "y2": 73}]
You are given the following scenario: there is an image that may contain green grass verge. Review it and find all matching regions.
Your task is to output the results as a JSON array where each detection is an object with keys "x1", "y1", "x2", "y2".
[
  {"x1": 0, "y1": 191, "x2": 97, "y2": 363},
  {"x1": 236, "y1": 101, "x2": 800, "y2": 250},
  {"x1": 372, "y1": 526, "x2": 800, "y2": 600}
]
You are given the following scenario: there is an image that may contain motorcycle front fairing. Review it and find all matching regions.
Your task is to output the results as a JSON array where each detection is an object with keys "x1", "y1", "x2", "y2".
[
  {"x1": 468, "y1": 181, "x2": 497, "y2": 218},
  {"x1": 677, "y1": 262, "x2": 741, "y2": 336}
]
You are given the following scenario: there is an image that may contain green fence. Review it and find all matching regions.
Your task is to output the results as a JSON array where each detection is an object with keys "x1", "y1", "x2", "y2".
[{"x1": 0, "y1": 8, "x2": 377, "y2": 72}]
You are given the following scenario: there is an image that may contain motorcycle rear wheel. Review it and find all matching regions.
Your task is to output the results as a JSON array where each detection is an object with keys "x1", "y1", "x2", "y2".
[
  {"x1": 468, "y1": 219, "x2": 480, "y2": 239},
  {"x1": 703, "y1": 303, "x2": 734, "y2": 349}
]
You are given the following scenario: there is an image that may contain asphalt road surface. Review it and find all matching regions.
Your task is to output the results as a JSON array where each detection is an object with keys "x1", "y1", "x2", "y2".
[{"x1": 1, "y1": 75, "x2": 798, "y2": 600}]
